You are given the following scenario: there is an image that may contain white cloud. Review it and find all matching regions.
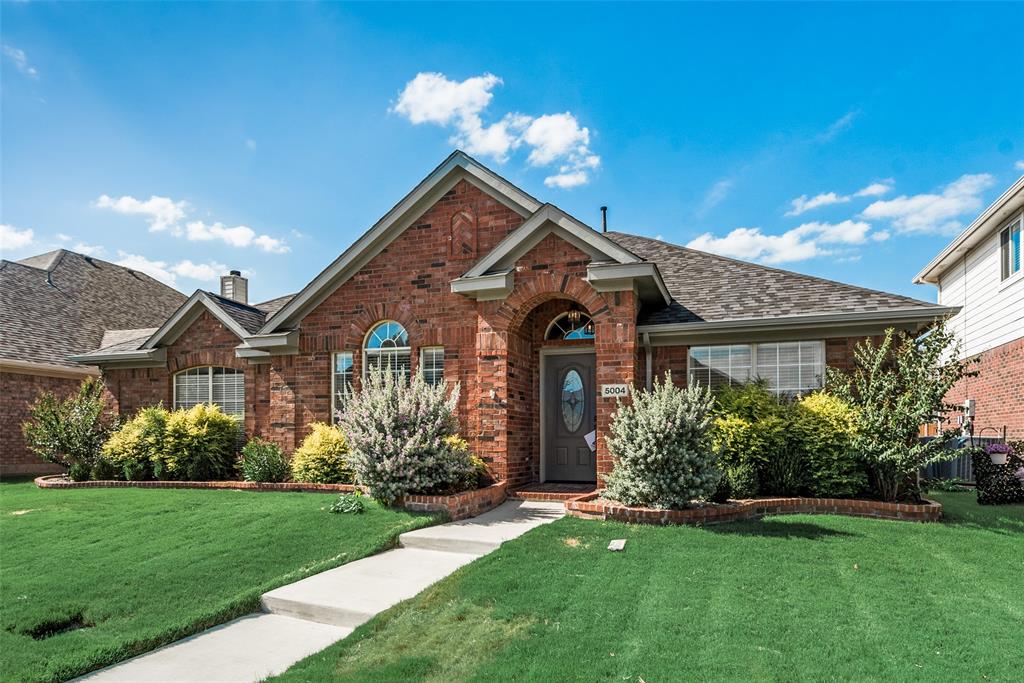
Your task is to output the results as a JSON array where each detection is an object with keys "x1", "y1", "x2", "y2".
[
  {"x1": 818, "y1": 110, "x2": 858, "y2": 142},
  {"x1": 171, "y1": 259, "x2": 228, "y2": 281},
  {"x1": 56, "y1": 233, "x2": 72, "y2": 242},
  {"x1": 185, "y1": 221, "x2": 289, "y2": 253},
  {"x1": 1015, "y1": 160, "x2": 1024, "y2": 171},
  {"x1": 392, "y1": 71, "x2": 600, "y2": 187},
  {"x1": 687, "y1": 219, "x2": 874, "y2": 265},
  {"x1": 114, "y1": 251, "x2": 231, "y2": 287},
  {"x1": 94, "y1": 194, "x2": 189, "y2": 233},
  {"x1": 95, "y1": 195, "x2": 289, "y2": 252},
  {"x1": 861, "y1": 173, "x2": 995, "y2": 234},
  {"x1": 854, "y1": 180, "x2": 894, "y2": 197},
  {"x1": 72, "y1": 243, "x2": 105, "y2": 257},
  {"x1": 871, "y1": 230, "x2": 891, "y2": 242},
  {"x1": 785, "y1": 179, "x2": 893, "y2": 216},
  {"x1": 697, "y1": 179, "x2": 733, "y2": 217},
  {"x1": 3, "y1": 44, "x2": 38, "y2": 79},
  {"x1": 0, "y1": 223, "x2": 35, "y2": 251}
]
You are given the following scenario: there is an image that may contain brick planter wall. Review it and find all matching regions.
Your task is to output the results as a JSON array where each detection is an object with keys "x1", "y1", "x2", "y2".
[
  {"x1": 565, "y1": 492, "x2": 942, "y2": 525},
  {"x1": 34, "y1": 476, "x2": 507, "y2": 521}
]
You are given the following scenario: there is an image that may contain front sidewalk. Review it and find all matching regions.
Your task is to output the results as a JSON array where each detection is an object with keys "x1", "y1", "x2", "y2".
[{"x1": 76, "y1": 500, "x2": 564, "y2": 682}]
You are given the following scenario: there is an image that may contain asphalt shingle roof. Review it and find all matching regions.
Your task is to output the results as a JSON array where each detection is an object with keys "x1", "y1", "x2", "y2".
[
  {"x1": 605, "y1": 232, "x2": 944, "y2": 326},
  {"x1": 0, "y1": 250, "x2": 187, "y2": 368},
  {"x1": 254, "y1": 294, "x2": 295, "y2": 321},
  {"x1": 204, "y1": 292, "x2": 270, "y2": 335}
]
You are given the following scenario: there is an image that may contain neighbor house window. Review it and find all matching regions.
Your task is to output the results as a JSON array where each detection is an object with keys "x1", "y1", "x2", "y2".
[
  {"x1": 1001, "y1": 217, "x2": 1022, "y2": 281},
  {"x1": 420, "y1": 346, "x2": 445, "y2": 387},
  {"x1": 687, "y1": 341, "x2": 824, "y2": 397},
  {"x1": 364, "y1": 321, "x2": 411, "y2": 381},
  {"x1": 331, "y1": 352, "x2": 354, "y2": 423},
  {"x1": 173, "y1": 366, "x2": 244, "y2": 418}
]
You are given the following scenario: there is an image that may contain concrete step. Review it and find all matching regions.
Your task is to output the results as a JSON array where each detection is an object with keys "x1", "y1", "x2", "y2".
[
  {"x1": 398, "y1": 499, "x2": 565, "y2": 554},
  {"x1": 74, "y1": 613, "x2": 349, "y2": 683},
  {"x1": 260, "y1": 546, "x2": 480, "y2": 628}
]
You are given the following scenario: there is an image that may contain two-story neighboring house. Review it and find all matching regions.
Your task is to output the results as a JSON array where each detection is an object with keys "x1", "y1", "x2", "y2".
[{"x1": 914, "y1": 176, "x2": 1024, "y2": 440}]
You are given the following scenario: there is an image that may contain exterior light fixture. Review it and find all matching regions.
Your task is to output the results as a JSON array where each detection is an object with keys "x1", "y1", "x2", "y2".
[{"x1": 567, "y1": 303, "x2": 582, "y2": 324}]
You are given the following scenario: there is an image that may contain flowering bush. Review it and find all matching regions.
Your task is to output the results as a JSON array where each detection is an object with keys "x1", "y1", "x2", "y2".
[
  {"x1": 340, "y1": 368, "x2": 476, "y2": 505},
  {"x1": 239, "y1": 437, "x2": 289, "y2": 483},
  {"x1": 602, "y1": 373, "x2": 720, "y2": 509},
  {"x1": 22, "y1": 378, "x2": 118, "y2": 481},
  {"x1": 291, "y1": 422, "x2": 354, "y2": 484}
]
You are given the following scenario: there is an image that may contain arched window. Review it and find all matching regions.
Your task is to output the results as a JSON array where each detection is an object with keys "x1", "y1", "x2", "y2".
[
  {"x1": 173, "y1": 366, "x2": 244, "y2": 418},
  {"x1": 364, "y1": 321, "x2": 411, "y2": 381},
  {"x1": 545, "y1": 312, "x2": 595, "y2": 340}
]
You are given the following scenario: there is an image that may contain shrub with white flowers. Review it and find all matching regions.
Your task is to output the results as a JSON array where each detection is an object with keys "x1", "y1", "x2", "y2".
[
  {"x1": 339, "y1": 368, "x2": 476, "y2": 505},
  {"x1": 602, "y1": 373, "x2": 720, "y2": 509}
]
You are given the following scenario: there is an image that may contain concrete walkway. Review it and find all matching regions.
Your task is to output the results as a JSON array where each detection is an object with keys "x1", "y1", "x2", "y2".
[{"x1": 77, "y1": 500, "x2": 563, "y2": 682}]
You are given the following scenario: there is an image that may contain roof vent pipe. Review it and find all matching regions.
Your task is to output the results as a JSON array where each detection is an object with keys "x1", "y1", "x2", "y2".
[{"x1": 600, "y1": 206, "x2": 608, "y2": 233}]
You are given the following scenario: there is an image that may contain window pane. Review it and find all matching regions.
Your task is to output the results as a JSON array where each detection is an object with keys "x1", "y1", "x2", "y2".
[
  {"x1": 1012, "y1": 223, "x2": 1021, "y2": 274},
  {"x1": 755, "y1": 341, "x2": 824, "y2": 397},
  {"x1": 366, "y1": 349, "x2": 412, "y2": 382},
  {"x1": 688, "y1": 344, "x2": 753, "y2": 389},
  {"x1": 421, "y1": 347, "x2": 445, "y2": 387},
  {"x1": 333, "y1": 352, "x2": 354, "y2": 422},
  {"x1": 366, "y1": 321, "x2": 409, "y2": 349},
  {"x1": 212, "y1": 367, "x2": 244, "y2": 418},
  {"x1": 174, "y1": 367, "x2": 207, "y2": 410}
]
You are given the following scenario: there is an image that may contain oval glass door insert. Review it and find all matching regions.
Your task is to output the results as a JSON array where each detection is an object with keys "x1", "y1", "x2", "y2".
[{"x1": 561, "y1": 369, "x2": 585, "y2": 432}]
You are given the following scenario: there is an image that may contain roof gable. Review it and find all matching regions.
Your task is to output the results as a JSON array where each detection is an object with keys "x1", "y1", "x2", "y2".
[
  {"x1": 261, "y1": 150, "x2": 542, "y2": 332},
  {"x1": 141, "y1": 291, "x2": 263, "y2": 350}
]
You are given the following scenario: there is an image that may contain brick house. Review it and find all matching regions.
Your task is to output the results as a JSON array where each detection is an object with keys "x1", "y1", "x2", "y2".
[
  {"x1": 72, "y1": 152, "x2": 954, "y2": 488},
  {"x1": 1, "y1": 250, "x2": 185, "y2": 475},
  {"x1": 914, "y1": 175, "x2": 1023, "y2": 440}
]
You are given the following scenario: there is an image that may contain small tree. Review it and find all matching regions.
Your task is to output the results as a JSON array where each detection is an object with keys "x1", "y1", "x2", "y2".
[
  {"x1": 602, "y1": 373, "x2": 720, "y2": 509},
  {"x1": 826, "y1": 320, "x2": 977, "y2": 502},
  {"x1": 340, "y1": 368, "x2": 475, "y2": 505},
  {"x1": 22, "y1": 377, "x2": 117, "y2": 481}
]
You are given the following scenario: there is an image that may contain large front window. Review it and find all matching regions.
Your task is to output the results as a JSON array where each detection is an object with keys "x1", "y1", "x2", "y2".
[
  {"x1": 687, "y1": 341, "x2": 824, "y2": 397},
  {"x1": 173, "y1": 366, "x2": 244, "y2": 417},
  {"x1": 364, "y1": 321, "x2": 411, "y2": 381}
]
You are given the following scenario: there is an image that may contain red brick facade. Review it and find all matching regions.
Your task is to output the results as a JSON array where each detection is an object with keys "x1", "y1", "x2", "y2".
[
  {"x1": 944, "y1": 336, "x2": 1024, "y2": 440},
  {"x1": 90, "y1": 179, "x2": 875, "y2": 488},
  {"x1": 0, "y1": 370, "x2": 86, "y2": 476}
]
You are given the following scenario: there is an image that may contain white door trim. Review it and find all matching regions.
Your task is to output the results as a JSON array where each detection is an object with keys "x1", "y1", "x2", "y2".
[{"x1": 538, "y1": 345, "x2": 595, "y2": 483}]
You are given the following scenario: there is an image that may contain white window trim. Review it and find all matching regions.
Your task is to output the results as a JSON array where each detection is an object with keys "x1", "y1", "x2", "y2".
[
  {"x1": 172, "y1": 366, "x2": 245, "y2": 418},
  {"x1": 998, "y1": 213, "x2": 1022, "y2": 284},
  {"x1": 419, "y1": 346, "x2": 445, "y2": 386},
  {"x1": 686, "y1": 340, "x2": 826, "y2": 396},
  {"x1": 331, "y1": 351, "x2": 354, "y2": 424}
]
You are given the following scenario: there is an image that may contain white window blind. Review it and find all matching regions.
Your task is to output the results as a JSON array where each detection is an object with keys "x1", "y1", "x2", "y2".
[
  {"x1": 688, "y1": 341, "x2": 825, "y2": 397},
  {"x1": 173, "y1": 367, "x2": 245, "y2": 418}
]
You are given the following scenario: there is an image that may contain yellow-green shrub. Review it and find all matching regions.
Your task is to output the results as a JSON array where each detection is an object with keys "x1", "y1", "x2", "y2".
[
  {"x1": 156, "y1": 404, "x2": 240, "y2": 481},
  {"x1": 291, "y1": 422, "x2": 354, "y2": 484},
  {"x1": 711, "y1": 414, "x2": 778, "y2": 499},
  {"x1": 101, "y1": 405, "x2": 168, "y2": 480},
  {"x1": 793, "y1": 392, "x2": 866, "y2": 498}
]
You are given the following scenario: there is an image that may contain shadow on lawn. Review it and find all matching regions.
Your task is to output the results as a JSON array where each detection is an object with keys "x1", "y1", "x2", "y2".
[{"x1": 704, "y1": 518, "x2": 857, "y2": 540}]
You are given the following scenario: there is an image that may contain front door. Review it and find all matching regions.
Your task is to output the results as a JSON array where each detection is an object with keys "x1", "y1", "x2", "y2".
[{"x1": 543, "y1": 352, "x2": 597, "y2": 483}]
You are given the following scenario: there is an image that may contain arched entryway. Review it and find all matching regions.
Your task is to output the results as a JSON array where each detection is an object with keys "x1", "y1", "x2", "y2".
[{"x1": 506, "y1": 298, "x2": 598, "y2": 485}]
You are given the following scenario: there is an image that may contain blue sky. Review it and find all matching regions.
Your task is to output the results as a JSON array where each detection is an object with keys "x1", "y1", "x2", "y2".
[{"x1": 2, "y1": 2, "x2": 1022, "y2": 304}]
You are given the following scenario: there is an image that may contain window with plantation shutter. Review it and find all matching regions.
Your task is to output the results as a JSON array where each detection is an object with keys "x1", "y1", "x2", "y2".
[
  {"x1": 688, "y1": 341, "x2": 824, "y2": 398},
  {"x1": 363, "y1": 321, "x2": 411, "y2": 383}
]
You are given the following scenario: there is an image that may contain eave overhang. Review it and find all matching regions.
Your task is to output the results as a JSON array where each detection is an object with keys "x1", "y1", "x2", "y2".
[
  {"x1": 67, "y1": 347, "x2": 167, "y2": 370},
  {"x1": 234, "y1": 329, "x2": 300, "y2": 361},
  {"x1": 638, "y1": 306, "x2": 960, "y2": 346}
]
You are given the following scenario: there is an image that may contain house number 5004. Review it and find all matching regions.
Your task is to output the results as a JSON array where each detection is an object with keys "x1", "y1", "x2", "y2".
[{"x1": 601, "y1": 384, "x2": 630, "y2": 398}]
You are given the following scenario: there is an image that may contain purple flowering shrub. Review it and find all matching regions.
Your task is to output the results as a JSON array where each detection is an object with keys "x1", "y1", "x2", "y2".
[
  {"x1": 339, "y1": 368, "x2": 476, "y2": 505},
  {"x1": 985, "y1": 443, "x2": 1012, "y2": 456}
]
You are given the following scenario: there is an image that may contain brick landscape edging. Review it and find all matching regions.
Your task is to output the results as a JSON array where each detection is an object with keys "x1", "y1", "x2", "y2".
[
  {"x1": 34, "y1": 475, "x2": 508, "y2": 520},
  {"x1": 565, "y1": 492, "x2": 942, "y2": 525}
]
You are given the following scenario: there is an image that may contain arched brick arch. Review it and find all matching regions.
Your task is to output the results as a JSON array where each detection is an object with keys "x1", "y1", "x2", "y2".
[
  {"x1": 168, "y1": 349, "x2": 241, "y2": 374},
  {"x1": 499, "y1": 272, "x2": 608, "y2": 333},
  {"x1": 345, "y1": 302, "x2": 431, "y2": 348}
]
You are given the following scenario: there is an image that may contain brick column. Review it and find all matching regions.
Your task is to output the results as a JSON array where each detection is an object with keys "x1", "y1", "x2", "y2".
[{"x1": 268, "y1": 357, "x2": 297, "y2": 453}]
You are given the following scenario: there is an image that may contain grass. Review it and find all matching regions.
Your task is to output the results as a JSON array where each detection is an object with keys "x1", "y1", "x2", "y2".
[
  {"x1": 273, "y1": 492, "x2": 1023, "y2": 682},
  {"x1": 0, "y1": 479, "x2": 438, "y2": 683}
]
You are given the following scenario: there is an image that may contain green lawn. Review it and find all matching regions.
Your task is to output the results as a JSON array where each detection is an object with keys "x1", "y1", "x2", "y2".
[
  {"x1": 0, "y1": 480, "x2": 437, "y2": 683},
  {"x1": 274, "y1": 492, "x2": 1023, "y2": 683}
]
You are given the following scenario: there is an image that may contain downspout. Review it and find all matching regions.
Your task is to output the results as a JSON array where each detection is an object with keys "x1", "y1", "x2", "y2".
[{"x1": 642, "y1": 331, "x2": 652, "y2": 391}]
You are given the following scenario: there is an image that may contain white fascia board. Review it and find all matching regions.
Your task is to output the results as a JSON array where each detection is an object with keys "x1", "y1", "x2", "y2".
[
  {"x1": 259, "y1": 152, "x2": 542, "y2": 333},
  {"x1": 586, "y1": 262, "x2": 671, "y2": 305},
  {"x1": 0, "y1": 358, "x2": 100, "y2": 379},
  {"x1": 242, "y1": 329, "x2": 300, "y2": 349},
  {"x1": 142, "y1": 291, "x2": 248, "y2": 350},
  {"x1": 464, "y1": 205, "x2": 640, "y2": 279},
  {"x1": 67, "y1": 347, "x2": 167, "y2": 368},
  {"x1": 913, "y1": 177, "x2": 1024, "y2": 285},
  {"x1": 450, "y1": 270, "x2": 514, "y2": 300},
  {"x1": 639, "y1": 306, "x2": 960, "y2": 346}
]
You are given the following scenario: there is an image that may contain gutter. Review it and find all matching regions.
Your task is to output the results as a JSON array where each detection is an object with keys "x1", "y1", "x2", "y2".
[
  {"x1": 1, "y1": 358, "x2": 100, "y2": 379},
  {"x1": 67, "y1": 347, "x2": 167, "y2": 368}
]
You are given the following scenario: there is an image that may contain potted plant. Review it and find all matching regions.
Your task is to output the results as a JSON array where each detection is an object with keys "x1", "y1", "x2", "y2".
[{"x1": 986, "y1": 443, "x2": 1011, "y2": 466}]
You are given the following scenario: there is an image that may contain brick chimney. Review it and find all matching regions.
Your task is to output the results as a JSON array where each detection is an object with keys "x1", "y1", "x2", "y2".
[{"x1": 220, "y1": 270, "x2": 248, "y2": 305}]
